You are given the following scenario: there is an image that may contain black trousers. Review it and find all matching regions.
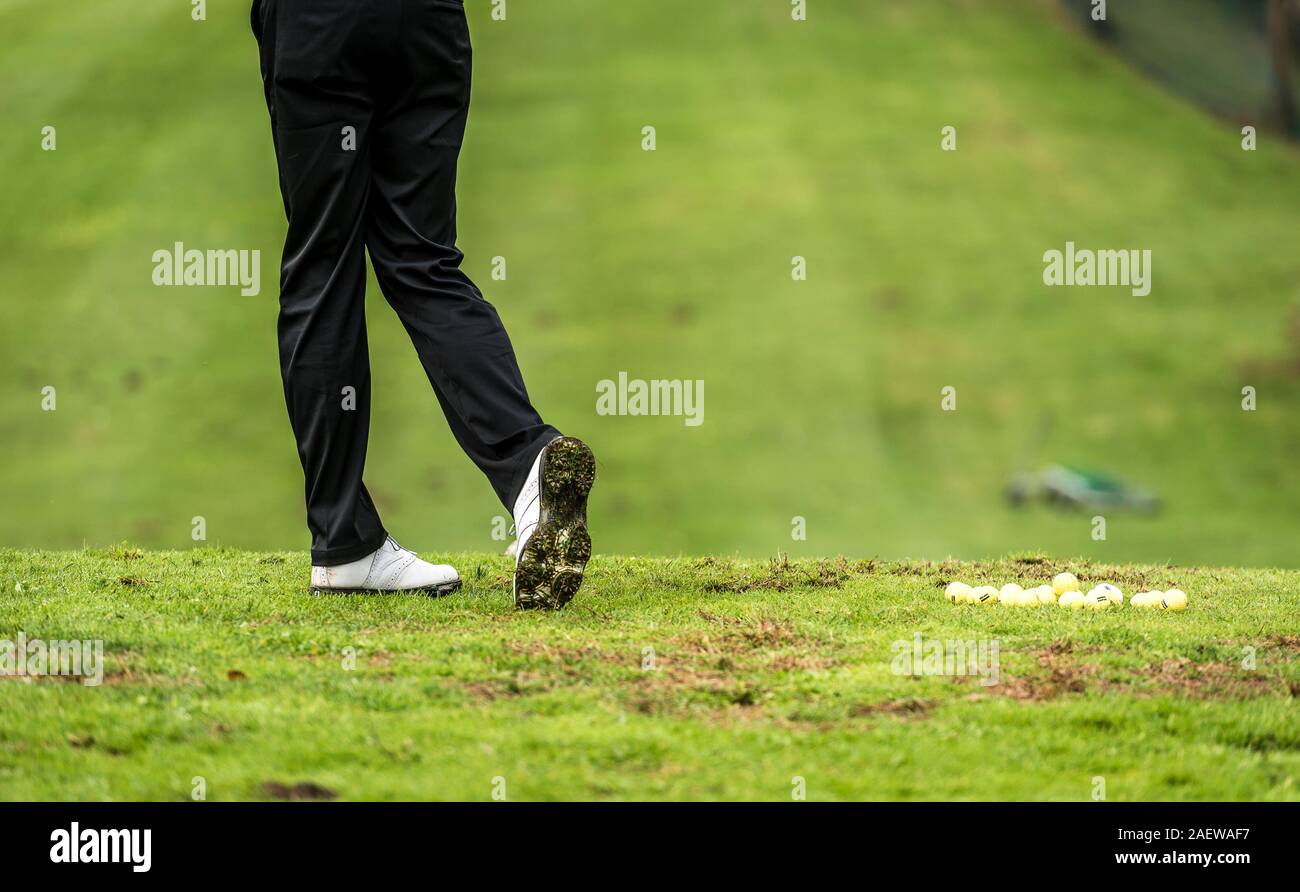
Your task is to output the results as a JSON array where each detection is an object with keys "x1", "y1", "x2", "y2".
[{"x1": 252, "y1": 0, "x2": 559, "y2": 565}]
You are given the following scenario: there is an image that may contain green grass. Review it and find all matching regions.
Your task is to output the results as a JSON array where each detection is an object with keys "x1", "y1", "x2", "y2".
[
  {"x1": 1, "y1": 548, "x2": 1297, "y2": 800},
  {"x1": 1, "y1": 0, "x2": 1299, "y2": 568}
]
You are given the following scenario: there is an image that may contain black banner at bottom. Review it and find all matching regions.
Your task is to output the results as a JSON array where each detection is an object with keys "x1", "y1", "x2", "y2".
[{"x1": 1, "y1": 801, "x2": 1287, "y2": 878}]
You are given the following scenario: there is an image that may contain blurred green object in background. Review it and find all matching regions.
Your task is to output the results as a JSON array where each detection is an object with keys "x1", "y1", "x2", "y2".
[{"x1": 1061, "y1": 0, "x2": 1300, "y2": 136}]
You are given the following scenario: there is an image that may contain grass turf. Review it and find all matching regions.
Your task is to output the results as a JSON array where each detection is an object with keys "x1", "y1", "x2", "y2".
[
  {"x1": 1, "y1": 548, "x2": 1297, "y2": 801},
  {"x1": 1, "y1": 0, "x2": 1299, "y2": 567}
]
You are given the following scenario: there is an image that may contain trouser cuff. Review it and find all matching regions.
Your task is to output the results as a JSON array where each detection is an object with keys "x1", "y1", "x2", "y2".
[
  {"x1": 311, "y1": 530, "x2": 388, "y2": 567},
  {"x1": 505, "y1": 427, "x2": 563, "y2": 510}
]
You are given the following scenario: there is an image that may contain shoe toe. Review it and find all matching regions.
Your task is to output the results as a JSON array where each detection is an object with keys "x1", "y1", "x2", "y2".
[{"x1": 406, "y1": 559, "x2": 459, "y2": 587}]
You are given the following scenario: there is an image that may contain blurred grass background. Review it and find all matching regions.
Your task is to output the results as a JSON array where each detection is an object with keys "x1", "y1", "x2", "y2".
[{"x1": 1, "y1": 0, "x2": 1298, "y2": 567}]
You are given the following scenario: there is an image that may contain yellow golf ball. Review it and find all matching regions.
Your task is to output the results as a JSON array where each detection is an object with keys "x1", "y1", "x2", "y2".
[
  {"x1": 970, "y1": 585, "x2": 999, "y2": 605},
  {"x1": 1084, "y1": 590, "x2": 1112, "y2": 610},
  {"x1": 999, "y1": 583, "x2": 1023, "y2": 605},
  {"x1": 1088, "y1": 583, "x2": 1123, "y2": 606},
  {"x1": 1034, "y1": 585, "x2": 1057, "y2": 605},
  {"x1": 1160, "y1": 589, "x2": 1188, "y2": 612},
  {"x1": 1058, "y1": 591, "x2": 1086, "y2": 610},
  {"x1": 1052, "y1": 572, "x2": 1080, "y2": 597},
  {"x1": 945, "y1": 582, "x2": 972, "y2": 604}
]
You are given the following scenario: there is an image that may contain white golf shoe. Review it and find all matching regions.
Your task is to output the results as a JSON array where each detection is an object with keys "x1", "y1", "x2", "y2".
[
  {"x1": 310, "y1": 536, "x2": 461, "y2": 596},
  {"x1": 512, "y1": 436, "x2": 595, "y2": 610}
]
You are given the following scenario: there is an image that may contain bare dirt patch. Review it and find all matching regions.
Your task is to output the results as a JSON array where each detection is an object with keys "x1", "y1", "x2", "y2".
[
  {"x1": 260, "y1": 781, "x2": 337, "y2": 801},
  {"x1": 65, "y1": 734, "x2": 126, "y2": 756},
  {"x1": 849, "y1": 697, "x2": 935, "y2": 718},
  {"x1": 468, "y1": 621, "x2": 841, "y2": 718},
  {"x1": 1140, "y1": 656, "x2": 1284, "y2": 700},
  {"x1": 461, "y1": 672, "x2": 555, "y2": 701},
  {"x1": 627, "y1": 667, "x2": 766, "y2": 717},
  {"x1": 693, "y1": 611, "x2": 801, "y2": 648},
  {"x1": 503, "y1": 640, "x2": 633, "y2": 667},
  {"x1": 699, "y1": 556, "x2": 869, "y2": 593},
  {"x1": 970, "y1": 642, "x2": 1290, "y2": 702},
  {"x1": 678, "y1": 613, "x2": 842, "y2": 672}
]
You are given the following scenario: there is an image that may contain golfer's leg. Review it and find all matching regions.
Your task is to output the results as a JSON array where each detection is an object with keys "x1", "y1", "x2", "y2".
[
  {"x1": 257, "y1": 0, "x2": 386, "y2": 565},
  {"x1": 278, "y1": 203, "x2": 384, "y2": 568},
  {"x1": 366, "y1": 2, "x2": 559, "y2": 510}
]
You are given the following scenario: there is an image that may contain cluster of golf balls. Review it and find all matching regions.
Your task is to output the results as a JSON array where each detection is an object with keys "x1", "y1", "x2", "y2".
[{"x1": 944, "y1": 573, "x2": 1188, "y2": 611}]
